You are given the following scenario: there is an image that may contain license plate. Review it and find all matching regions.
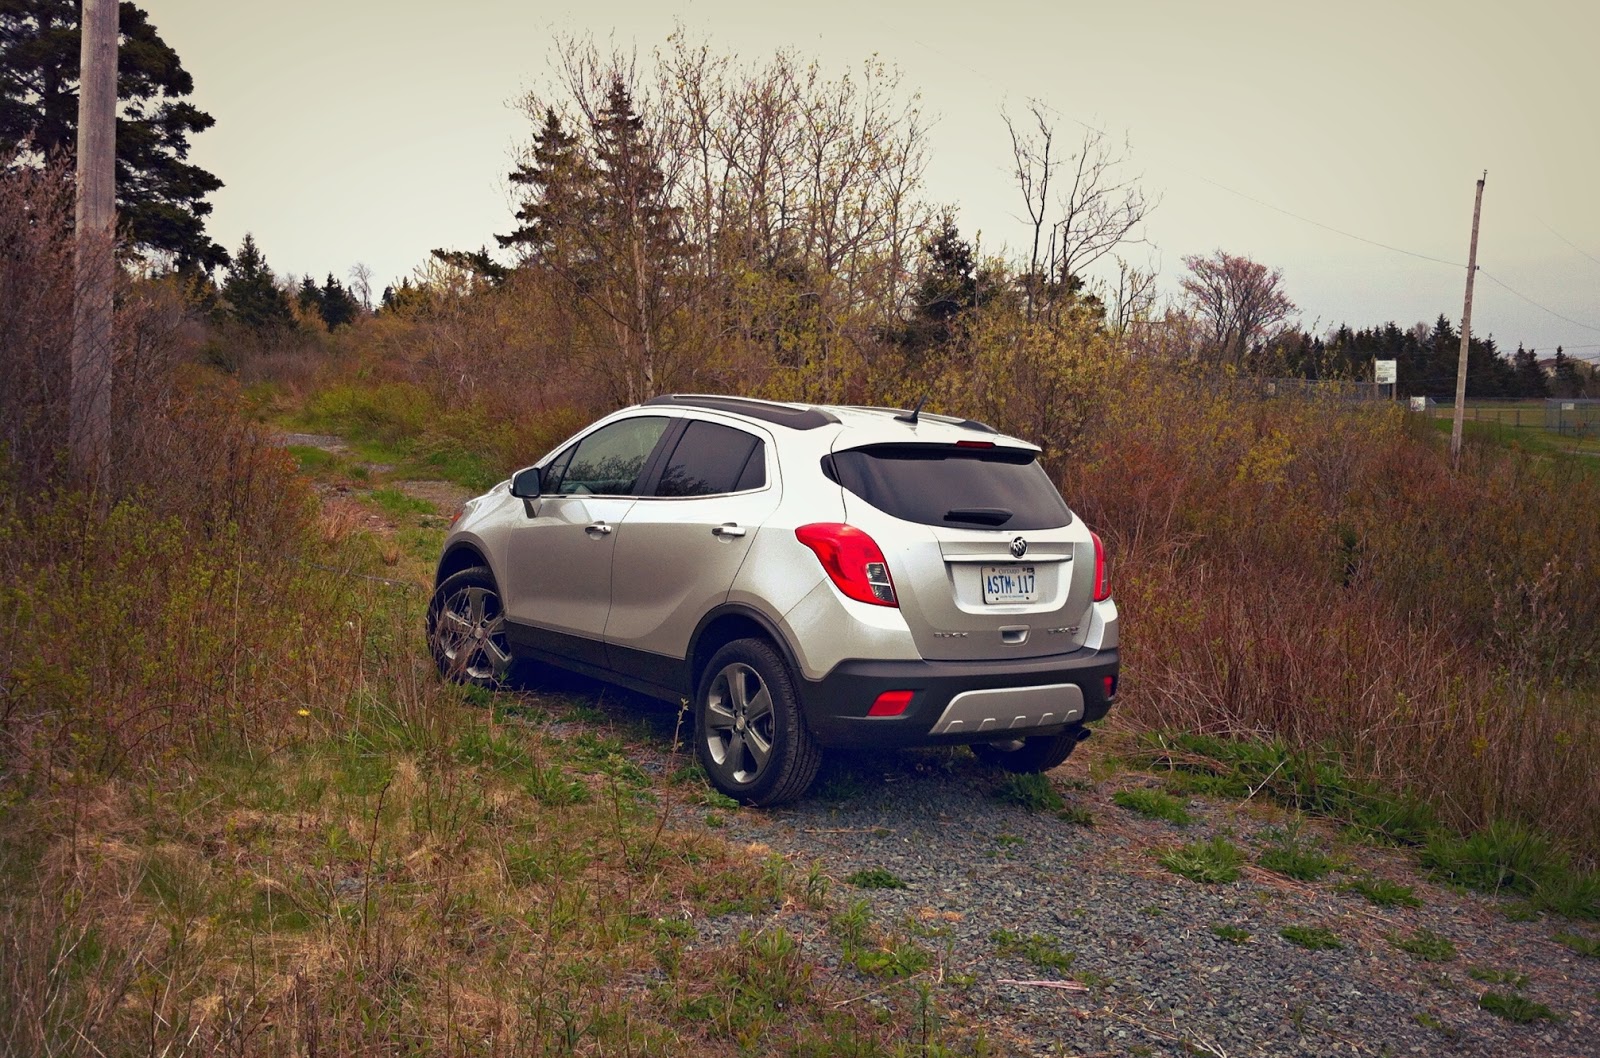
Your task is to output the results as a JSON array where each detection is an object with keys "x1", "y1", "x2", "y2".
[{"x1": 981, "y1": 565, "x2": 1037, "y2": 604}]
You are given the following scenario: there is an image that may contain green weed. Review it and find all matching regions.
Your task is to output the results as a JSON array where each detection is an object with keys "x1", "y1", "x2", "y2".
[
  {"x1": 1341, "y1": 875, "x2": 1422, "y2": 908},
  {"x1": 1210, "y1": 924, "x2": 1250, "y2": 944},
  {"x1": 1158, "y1": 836, "x2": 1246, "y2": 884},
  {"x1": 990, "y1": 929, "x2": 1076, "y2": 973},
  {"x1": 1256, "y1": 823, "x2": 1336, "y2": 881},
  {"x1": 1113, "y1": 788, "x2": 1192, "y2": 825},
  {"x1": 846, "y1": 868, "x2": 907, "y2": 890},
  {"x1": 1477, "y1": 991, "x2": 1557, "y2": 1024},
  {"x1": 1279, "y1": 926, "x2": 1342, "y2": 951},
  {"x1": 993, "y1": 772, "x2": 1064, "y2": 812},
  {"x1": 1554, "y1": 931, "x2": 1600, "y2": 957},
  {"x1": 1391, "y1": 928, "x2": 1456, "y2": 962},
  {"x1": 1056, "y1": 805, "x2": 1095, "y2": 826}
]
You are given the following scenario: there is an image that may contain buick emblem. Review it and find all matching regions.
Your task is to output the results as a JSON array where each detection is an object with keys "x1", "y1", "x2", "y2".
[{"x1": 1010, "y1": 537, "x2": 1027, "y2": 559}]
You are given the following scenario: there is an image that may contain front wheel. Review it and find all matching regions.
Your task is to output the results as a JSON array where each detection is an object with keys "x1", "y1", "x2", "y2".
[
  {"x1": 695, "y1": 638, "x2": 821, "y2": 806},
  {"x1": 970, "y1": 727, "x2": 1087, "y2": 773},
  {"x1": 426, "y1": 566, "x2": 514, "y2": 688}
]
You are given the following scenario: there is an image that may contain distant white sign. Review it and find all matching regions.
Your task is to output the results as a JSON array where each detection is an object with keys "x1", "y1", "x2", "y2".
[
  {"x1": 1564, "y1": 402, "x2": 1577, "y2": 411},
  {"x1": 1410, "y1": 396, "x2": 1429, "y2": 412},
  {"x1": 1375, "y1": 360, "x2": 1397, "y2": 385}
]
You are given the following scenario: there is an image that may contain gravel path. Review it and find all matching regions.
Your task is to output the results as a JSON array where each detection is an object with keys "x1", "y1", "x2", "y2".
[
  {"x1": 533, "y1": 676, "x2": 1597, "y2": 1058},
  {"x1": 712, "y1": 746, "x2": 1598, "y2": 1057}
]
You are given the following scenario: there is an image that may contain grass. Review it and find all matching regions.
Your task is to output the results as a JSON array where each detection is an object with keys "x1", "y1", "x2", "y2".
[
  {"x1": 990, "y1": 929, "x2": 1077, "y2": 973},
  {"x1": 1255, "y1": 823, "x2": 1336, "y2": 881},
  {"x1": 1391, "y1": 928, "x2": 1457, "y2": 962},
  {"x1": 1340, "y1": 875, "x2": 1423, "y2": 908},
  {"x1": 1421, "y1": 822, "x2": 1598, "y2": 918},
  {"x1": 1158, "y1": 836, "x2": 1246, "y2": 884},
  {"x1": 1210, "y1": 924, "x2": 1251, "y2": 945},
  {"x1": 1056, "y1": 805, "x2": 1095, "y2": 826},
  {"x1": 1554, "y1": 931, "x2": 1600, "y2": 957},
  {"x1": 1477, "y1": 991, "x2": 1558, "y2": 1024},
  {"x1": 846, "y1": 868, "x2": 908, "y2": 890},
  {"x1": 1113, "y1": 788, "x2": 1192, "y2": 825},
  {"x1": 1279, "y1": 925, "x2": 1343, "y2": 951},
  {"x1": 1467, "y1": 965, "x2": 1530, "y2": 989},
  {"x1": 993, "y1": 772, "x2": 1064, "y2": 812}
]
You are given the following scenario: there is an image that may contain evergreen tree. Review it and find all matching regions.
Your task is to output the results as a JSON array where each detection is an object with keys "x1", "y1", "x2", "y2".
[
  {"x1": 319, "y1": 272, "x2": 360, "y2": 329},
  {"x1": 297, "y1": 274, "x2": 323, "y2": 317},
  {"x1": 1553, "y1": 347, "x2": 1582, "y2": 398},
  {"x1": 497, "y1": 107, "x2": 597, "y2": 275},
  {"x1": 1513, "y1": 344, "x2": 1550, "y2": 398},
  {"x1": 220, "y1": 234, "x2": 292, "y2": 332},
  {"x1": 0, "y1": 0, "x2": 228, "y2": 271}
]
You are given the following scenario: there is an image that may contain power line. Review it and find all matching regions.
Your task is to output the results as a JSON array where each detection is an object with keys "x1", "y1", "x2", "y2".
[
  {"x1": 1185, "y1": 172, "x2": 1468, "y2": 270},
  {"x1": 1540, "y1": 218, "x2": 1600, "y2": 270},
  {"x1": 1477, "y1": 269, "x2": 1600, "y2": 335}
]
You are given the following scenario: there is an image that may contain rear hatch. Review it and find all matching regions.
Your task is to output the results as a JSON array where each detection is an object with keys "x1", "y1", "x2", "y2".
[{"x1": 828, "y1": 441, "x2": 1097, "y2": 661}]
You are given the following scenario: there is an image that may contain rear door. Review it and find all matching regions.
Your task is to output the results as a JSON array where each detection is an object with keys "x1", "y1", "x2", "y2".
[
  {"x1": 830, "y1": 442, "x2": 1096, "y2": 661},
  {"x1": 606, "y1": 417, "x2": 779, "y2": 682}
]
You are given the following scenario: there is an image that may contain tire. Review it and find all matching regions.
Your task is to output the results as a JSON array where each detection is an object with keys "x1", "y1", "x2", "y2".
[
  {"x1": 695, "y1": 638, "x2": 822, "y2": 806},
  {"x1": 426, "y1": 566, "x2": 514, "y2": 688},
  {"x1": 970, "y1": 727, "x2": 1086, "y2": 773}
]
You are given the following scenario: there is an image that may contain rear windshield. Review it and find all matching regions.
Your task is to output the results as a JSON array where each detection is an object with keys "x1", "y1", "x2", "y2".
[{"x1": 827, "y1": 444, "x2": 1072, "y2": 530}]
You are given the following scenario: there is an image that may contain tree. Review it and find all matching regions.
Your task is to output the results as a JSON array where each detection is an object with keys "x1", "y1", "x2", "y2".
[
  {"x1": 1004, "y1": 103, "x2": 1154, "y2": 320},
  {"x1": 1513, "y1": 344, "x2": 1550, "y2": 399},
  {"x1": 319, "y1": 272, "x2": 360, "y2": 330},
  {"x1": 1179, "y1": 251, "x2": 1297, "y2": 367},
  {"x1": 220, "y1": 234, "x2": 291, "y2": 332},
  {"x1": 1552, "y1": 347, "x2": 1583, "y2": 398},
  {"x1": 0, "y1": 0, "x2": 228, "y2": 271}
]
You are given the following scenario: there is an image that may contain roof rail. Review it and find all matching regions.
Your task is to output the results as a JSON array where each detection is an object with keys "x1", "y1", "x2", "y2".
[{"x1": 642, "y1": 394, "x2": 840, "y2": 430}]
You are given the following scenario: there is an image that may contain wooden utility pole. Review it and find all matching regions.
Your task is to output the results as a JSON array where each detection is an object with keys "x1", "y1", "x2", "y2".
[
  {"x1": 70, "y1": 0, "x2": 119, "y2": 489},
  {"x1": 1449, "y1": 172, "x2": 1487, "y2": 470}
]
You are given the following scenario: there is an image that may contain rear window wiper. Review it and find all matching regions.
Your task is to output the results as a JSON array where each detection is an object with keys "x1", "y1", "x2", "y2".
[{"x1": 943, "y1": 507, "x2": 1013, "y2": 527}]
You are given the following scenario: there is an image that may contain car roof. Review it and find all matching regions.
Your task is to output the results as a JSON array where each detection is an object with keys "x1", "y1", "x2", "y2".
[{"x1": 640, "y1": 393, "x2": 1029, "y2": 448}]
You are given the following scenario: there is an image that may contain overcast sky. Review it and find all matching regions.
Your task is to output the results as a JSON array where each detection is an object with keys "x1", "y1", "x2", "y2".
[{"x1": 149, "y1": 0, "x2": 1600, "y2": 359}]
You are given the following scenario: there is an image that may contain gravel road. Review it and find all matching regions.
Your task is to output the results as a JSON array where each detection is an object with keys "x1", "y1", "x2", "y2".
[
  {"x1": 713, "y1": 744, "x2": 1598, "y2": 1057},
  {"x1": 539, "y1": 676, "x2": 1597, "y2": 1058}
]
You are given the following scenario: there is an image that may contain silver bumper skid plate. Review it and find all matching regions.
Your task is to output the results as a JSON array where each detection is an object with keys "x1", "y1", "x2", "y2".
[{"x1": 927, "y1": 683, "x2": 1085, "y2": 735}]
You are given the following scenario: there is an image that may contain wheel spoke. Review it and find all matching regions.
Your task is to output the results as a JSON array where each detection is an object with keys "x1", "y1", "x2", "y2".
[
  {"x1": 704, "y1": 699, "x2": 737, "y2": 732},
  {"x1": 744, "y1": 727, "x2": 772, "y2": 771},
  {"x1": 744, "y1": 684, "x2": 774, "y2": 725},
  {"x1": 726, "y1": 667, "x2": 750, "y2": 711},
  {"x1": 726, "y1": 730, "x2": 746, "y2": 772},
  {"x1": 464, "y1": 587, "x2": 488, "y2": 625},
  {"x1": 441, "y1": 608, "x2": 474, "y2": 635},
  {"x1": 481, "y1": 637, "x2": 512, "y2": 675}
]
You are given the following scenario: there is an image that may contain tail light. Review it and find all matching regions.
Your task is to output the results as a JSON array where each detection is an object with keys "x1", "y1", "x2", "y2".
[
  {"x1": 1091, "y1": 530, "x2": 1111, "y2": 602},
  {"x1": 795, "y1": 523, "x2": 898, "y2": 607}
]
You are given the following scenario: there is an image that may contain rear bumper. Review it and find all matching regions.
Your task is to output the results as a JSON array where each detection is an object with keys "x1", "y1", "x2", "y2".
[{"x1": 797, "y1": 648, "x2": 1118, "y2": 749}]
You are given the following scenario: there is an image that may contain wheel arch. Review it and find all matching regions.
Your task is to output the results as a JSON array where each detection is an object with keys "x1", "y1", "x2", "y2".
[
  {"x1": 688, "y1": 604, "x2": 802, "y2": 698},
  {"x1": 436, "y1": 541, "x2": 492, "y2": 588}
]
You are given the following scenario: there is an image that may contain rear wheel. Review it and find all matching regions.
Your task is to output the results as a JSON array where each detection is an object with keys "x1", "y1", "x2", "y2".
[
  {"x1": 695, "y1": 638, "x2": 821, "y2": 806},
  {"x1": 426, "y1": 566, "x2": 513, "y2": 688},
  {"x1": 970, "y1": 727, "x2": 1086, "y2": 773}
]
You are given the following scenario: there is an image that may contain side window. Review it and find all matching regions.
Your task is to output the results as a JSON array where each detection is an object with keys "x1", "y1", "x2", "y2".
[
  {"x1": 555, "y1": 416, "x2": 670, "y2": 496},
  {"x1": 541, "y1": 444, "x2": 577, "y2": 495},
  {"x1": 654, "y1": 420, "x2": 765, "y2": 497}
]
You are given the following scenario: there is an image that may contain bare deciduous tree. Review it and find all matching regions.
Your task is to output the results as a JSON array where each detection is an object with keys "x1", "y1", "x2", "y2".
[
  {"x1": 1004, "y1": 102, "x2": 1155, "y2": 320},
  {"x1": 1180, "y1": 250, "x2": 1297, "y2": 367}
]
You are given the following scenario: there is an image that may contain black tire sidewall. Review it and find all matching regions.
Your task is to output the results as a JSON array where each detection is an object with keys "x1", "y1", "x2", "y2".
[
  {"x1": 426, "y1": 566, "x2": 509, "y2": 688},
  {"x1": 694, "y1": 638, "x2": 819, "y2": 806}
]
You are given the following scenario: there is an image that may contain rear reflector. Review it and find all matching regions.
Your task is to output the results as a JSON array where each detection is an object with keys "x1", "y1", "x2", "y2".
[
  {"x1": 1103, "y1": 675, "x2": 1118, "y2": 700},
  {"x1": 868, "y1": 690, "x2": 914, "y2": 717},
  {"x1": 955, "y1": 440, "x2": 995, "y2": 448}
]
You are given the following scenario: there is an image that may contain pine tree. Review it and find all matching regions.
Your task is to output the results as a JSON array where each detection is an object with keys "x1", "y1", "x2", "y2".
[
  {"x1": 0, "y1": 0, "x2": 228, "y2": 271},
  {"x1": 497, "y1": 107, "x2": 598, "y2": 274},
  {"x1": 1513, "y1": 344, "x2": 1550, "y2": 398},
  {"x1": 319, "y1": 272, "x2": 360, "y2": 329},
  {"x1": 220, "y1": 234, "x2": 292, "y2": 332}
]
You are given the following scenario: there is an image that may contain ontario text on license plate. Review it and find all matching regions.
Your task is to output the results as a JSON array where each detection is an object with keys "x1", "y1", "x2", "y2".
[{"x1": 981, "y1": 565, "x2": 1037, "y2": 604}]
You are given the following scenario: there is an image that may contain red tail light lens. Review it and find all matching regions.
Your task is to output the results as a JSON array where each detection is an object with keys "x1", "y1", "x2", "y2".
[
  {"x1": 867, "y1": 690, "x2": 913, "y2": 717},
  {"x1": 795, "y1": 523, "x2": 898, "y2": 607},
  {"x1": 1091, "y1": 531, "x2": 1110, "y2": 602}
]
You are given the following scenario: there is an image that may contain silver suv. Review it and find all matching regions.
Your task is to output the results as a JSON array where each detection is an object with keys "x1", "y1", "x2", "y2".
[{"x1": 428, "y1": 395, "x2": 1119, "y2": 804}]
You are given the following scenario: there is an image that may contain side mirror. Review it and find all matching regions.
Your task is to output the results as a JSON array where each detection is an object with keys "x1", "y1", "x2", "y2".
[{"x1": 510, "y1": 466, "x2": 541, "y2": 499}]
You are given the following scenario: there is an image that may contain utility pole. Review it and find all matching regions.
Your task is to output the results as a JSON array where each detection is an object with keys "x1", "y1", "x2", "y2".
[
  {"x1": 1449, "y1": 172, "x2": 1486, "y2": 470},
  {"x1": 70, "y1": 0, "x2": 119, "y2": 490}
]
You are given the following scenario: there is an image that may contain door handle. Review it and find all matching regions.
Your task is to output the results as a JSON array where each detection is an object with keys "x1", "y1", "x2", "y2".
[
  {"x1": 585, "y1": 522, "x2": 613, "y2": 536},
  {"x1": 711, "y1": 524, "x2": 747, "y2": 538}
]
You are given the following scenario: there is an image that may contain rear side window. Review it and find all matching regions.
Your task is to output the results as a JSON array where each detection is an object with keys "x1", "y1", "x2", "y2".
[
  {"x1": 828, "y1": 444, "x2": 1071, "y2": 530},
  {"x1": 655, "y1": 420, "x2": 766, "y2": 497},
  {"x1": 548, "y1": 416, "x2": 669, "y2": 495}
]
